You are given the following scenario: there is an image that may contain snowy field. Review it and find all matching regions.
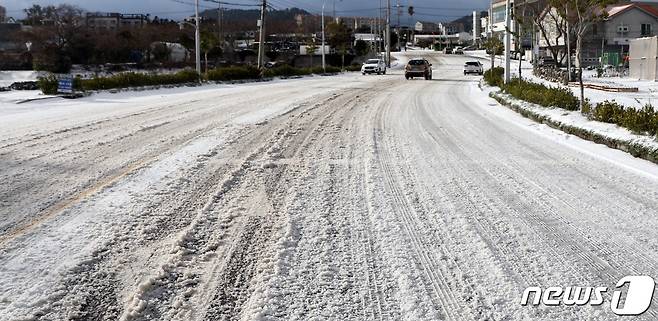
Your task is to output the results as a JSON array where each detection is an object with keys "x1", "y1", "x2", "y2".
[
  {"x1": 0, "y1": 70, "x2": 42, "y2": 87},
  {"x1": 1, "y1": 52, "x2": 658, "y2": 320}
]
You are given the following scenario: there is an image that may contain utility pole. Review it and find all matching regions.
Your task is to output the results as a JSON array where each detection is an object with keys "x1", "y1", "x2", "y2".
[
  {"x1": 386, "y1": 0, "x2": 391, "y2": 67},
  {"x1": 195, "y1": 0, "x2": 201, "y2": 79},
  {"x1": 217, "y1": 1, "x2": 222, "y2": 45},
  {"x1": 257, "y1": 0, "x2": 266, "y2": 69},
  {"x1": 370, "y1": 19, "x2": 377, "y2": 52},
  {"x1": 566, "y1": 5, "x2": 572, "y2": 83},
  {"x1": 504, "y1": 0, "x2": 511, "y2": 83},
  {"x1": 322, "y1": 2, "x2": 326, "y2": 72},
  {"x1": 378, "y1": 0, "x2": 382, "y2": 54},
  {"x1": 333, "y1": 0, "x2": 336, "y2": 21},
  {"x1": 396, "y1": 0, "x2": 401, "y2": 51}
]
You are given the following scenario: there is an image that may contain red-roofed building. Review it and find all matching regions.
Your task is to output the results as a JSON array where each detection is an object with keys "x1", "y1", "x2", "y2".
[
  {"x1": 598, "y1": 2, "x2": 658, "y2": 60},
  {"x1": 527, "y1": 0, "x2": 658, "y2": 66}
]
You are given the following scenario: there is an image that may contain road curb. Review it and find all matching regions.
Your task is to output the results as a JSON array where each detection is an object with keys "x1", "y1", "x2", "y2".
[{"x1": 488, "y1": 89, "x2": 658, "y2": 166}]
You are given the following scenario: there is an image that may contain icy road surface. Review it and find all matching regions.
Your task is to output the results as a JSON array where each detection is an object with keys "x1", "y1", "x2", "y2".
[{"x1": 2, "y1": 52, "x2": 658, "y2": 321}]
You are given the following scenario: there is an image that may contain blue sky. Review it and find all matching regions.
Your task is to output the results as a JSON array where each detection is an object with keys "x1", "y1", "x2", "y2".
[{"x1": 3, "y1": 0, "x2": 490, "y2": 22}]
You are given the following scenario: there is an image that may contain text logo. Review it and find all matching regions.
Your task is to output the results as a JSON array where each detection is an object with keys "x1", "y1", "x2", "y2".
[{"x1": 521, "y1": 275, "x2": 655, "y2": 316}]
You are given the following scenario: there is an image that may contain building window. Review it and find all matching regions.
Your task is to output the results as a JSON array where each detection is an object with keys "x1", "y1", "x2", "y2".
[
  {"x1": 492, "y1": 6, "x2": 506, "y2": 24},
  {"x1": 642, "y1": 24, "x2": 652, "y2": 36}
]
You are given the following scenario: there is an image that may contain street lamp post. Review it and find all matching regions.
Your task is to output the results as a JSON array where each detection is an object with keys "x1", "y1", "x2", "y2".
[
  {"x1": 179, "y1": 1, "x2": 202, "y2": 81},
  {"x1": 322, "y1": 1, "x2": 326, "y2": 73},
  {"x1": 195, "y1": 0, "x2": 201, "y2": 78},
  {"x1": 386, "y1": 0, "x2": 391, "y2": 67},
  {"x1": 504, "y1": 0, "x2": 511, "y2": 83}
]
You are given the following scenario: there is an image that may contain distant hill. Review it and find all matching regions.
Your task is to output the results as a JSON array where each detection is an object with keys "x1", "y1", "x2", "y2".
[
  {"x1": 200, "y1": 7, "x2": 311, "y2": 34},
  {"x1": 201, "y1": 7, "x2": 309, "y2": 21},
  {"x1": 450, "y1": 11, "x2": 488, "y2": 33}
]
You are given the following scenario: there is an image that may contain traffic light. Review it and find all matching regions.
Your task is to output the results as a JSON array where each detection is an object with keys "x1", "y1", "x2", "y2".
[{"x1": 408, "y1": 6, "x2": 414, "y2": 16}]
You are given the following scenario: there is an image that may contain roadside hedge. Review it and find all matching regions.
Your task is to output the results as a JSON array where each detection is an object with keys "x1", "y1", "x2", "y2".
[
  {"x1": 503, "y1": 78, "x2": 579, "y2": 111},
  {"x1": 38, "y1": 65, "x2": 345, "y2": 94},
  {"x1": 37, "y1": 76, "x2": 59, "y2": 95},
  {"x1": 81, "y1": 70, "x2": 199, "y2": 91},
  {"x1": 484, "y1": 67, "x2": 504, "y2": 87},
  {"x1": 263, "y1": 65, "x2": 312, "y2": 78},
  {"x1": 38, "y1": 70, "x2": 199, "y2": 94},
  {"x1": 484, "y1": 67, "x2": 578, "y2": 111},
  {"x1": 592, "y1": 100, "x2": 658, "y2": 136},
  {"x1": 206, "y1": 66, "x2": 261, "y2": 81},
  {"x1": 491, "y1": 92, "x2": 658, "y2": 164},
  {"x1": 314, "y1": 66, "x2": 342, "y2": 73}
]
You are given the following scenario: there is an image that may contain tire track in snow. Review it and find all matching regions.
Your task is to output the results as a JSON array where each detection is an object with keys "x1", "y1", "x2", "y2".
[{"x1": 372, "y1": 99, "x2": 474, "y2": 321}]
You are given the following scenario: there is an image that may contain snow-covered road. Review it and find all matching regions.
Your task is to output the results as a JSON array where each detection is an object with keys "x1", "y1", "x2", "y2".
[{"x1": 2, "y1": 52, "x2": 658, "y2": 321}]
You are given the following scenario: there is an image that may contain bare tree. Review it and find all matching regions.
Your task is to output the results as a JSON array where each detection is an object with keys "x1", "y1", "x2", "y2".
[
  {"x1": 552, "y1": 0, "x2": 618, "y2": 110},
  {"x1": 532, "y1": 5, "x2": 568, "y2": 65},
  {"x1": 21, "y1": 4, "x2": 84, "y2": 72},
  {"x1": 483, "y1": 37, "x2": 504, "y2": 71}
]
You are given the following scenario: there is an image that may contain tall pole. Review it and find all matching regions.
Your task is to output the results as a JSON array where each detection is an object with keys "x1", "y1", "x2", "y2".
[
  {"x1": 322, "y1": 2, "x2": 326, "y2": 72},
  {"x1": 371, "y1": 19, "x2": 376, "y2": 54},
  {"x1": 217, "y1": 1, "x2": 222, "y2": 44},
  {"x1": 504, "y1": 0, "x2": 511, "y2": 83},
  {"x1": 566, "y1": 5, "x2": 572, "y2": 82},
  {"x1": 333, "y1": 0, "x2": 336, "y2": 21},
  {"x1": 386, "y1": 0, "x2": 391, "y2": 67},
  {"x1": 533, "y1": 19, "x2": 538, "y2": 68},
  {"x1": 257, "y1": 0, "x2": 267, "y2": 69},
  {"x1": 379, "y1": 0, "x2": 382, "y2": 54},
  {"x1": 195, "y1": 0, "x2": 201, "y2": 79}
]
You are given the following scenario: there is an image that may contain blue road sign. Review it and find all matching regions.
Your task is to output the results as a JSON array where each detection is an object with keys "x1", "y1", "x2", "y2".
[{"x1": 58, "y1": 77, "x2": 73, "y2": 94}]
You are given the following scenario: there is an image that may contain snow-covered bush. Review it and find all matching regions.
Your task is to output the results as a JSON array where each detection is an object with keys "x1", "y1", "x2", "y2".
[
  {"x1": 80, "y1": 70, "x2": 199, "y2": 91},
  {"x1": 484, "y1": 67, "x2": 504, "y2": 87},
  {"x1": 591, "y1": 100, "x2": 625, "y2": 124},
  {"x1": 503, "y1": 78, "x2": 579, "y2": 111},
  {"x1": 37, "y1": 70, "x2": 199, "y2": 94},
  {"x1": 592, "y1": 101, "x2": 658, "y2": 136},
  {"x1": 263, "y1": 65, "x2": 312, "y2": 78},
  {"x1": 206, "y1": 66, "x2": 261, "y2": 81},
  {"x1": 37, "y1": 75, "x2": 59, "y2": 95}
]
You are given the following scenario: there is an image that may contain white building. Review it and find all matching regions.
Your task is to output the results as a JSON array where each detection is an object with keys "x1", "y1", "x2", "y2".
[
  {"x1": 473, "y1": 11, "x2": 482, "y2": 43},
  {"x1": 490, "y1": 0, "x2": 515, "y2": 36},
  {"x1": 415, "y1": 21, "x2": 439, "y2": 33},
  {"x1": 414, "y1": 32, "x2": 473, "y2": 46},
  {"x1": 438, "y1": 22, "x2": 463, "y2": 35},
  {"x1": 354, "y1": 33, "x2": 381, "y2": 44},
  {"x1": 629, "y1": 36, "x2": 658, "y2": 80},
  {"x1": 86, "y1": 12, "x2": 148, "y2": 32}
]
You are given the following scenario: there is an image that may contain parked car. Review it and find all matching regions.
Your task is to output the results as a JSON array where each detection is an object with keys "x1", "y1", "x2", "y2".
[
  {"x1": 454, "y1": 47, "x2": 464, "y2": 55},
  {"x1": 361, "y1": 59, "x2": 387, "y2": 75},
  {"x1": 405, "y1": 58, "x2": 433, "y2": 80},
  {"x1": 443, "y1": 47, "x2": 453, "y2": 54},
  {"x1": 463, "y1": 61, "x2": 483, "y2": 75}
]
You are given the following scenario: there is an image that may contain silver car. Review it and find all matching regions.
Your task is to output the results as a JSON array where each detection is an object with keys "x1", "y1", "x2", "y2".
[
  {"x1": 361, "y1": 59, "x2": 387, "y2": 75},
  {"x1": 463, "y1": 61, "x2": 483, "y2": 75}
]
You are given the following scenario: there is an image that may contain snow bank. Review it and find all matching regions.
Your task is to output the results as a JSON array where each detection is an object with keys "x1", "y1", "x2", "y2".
[
  {"x1": 466, "y1": 51, "x2": 658, "y2": 109},
  {"x1": 0, "y1": 71, "x2": 43, "y2": 87},
  {"x1": 482, "y1": 82, "x2": 658, "y2": 166}
]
